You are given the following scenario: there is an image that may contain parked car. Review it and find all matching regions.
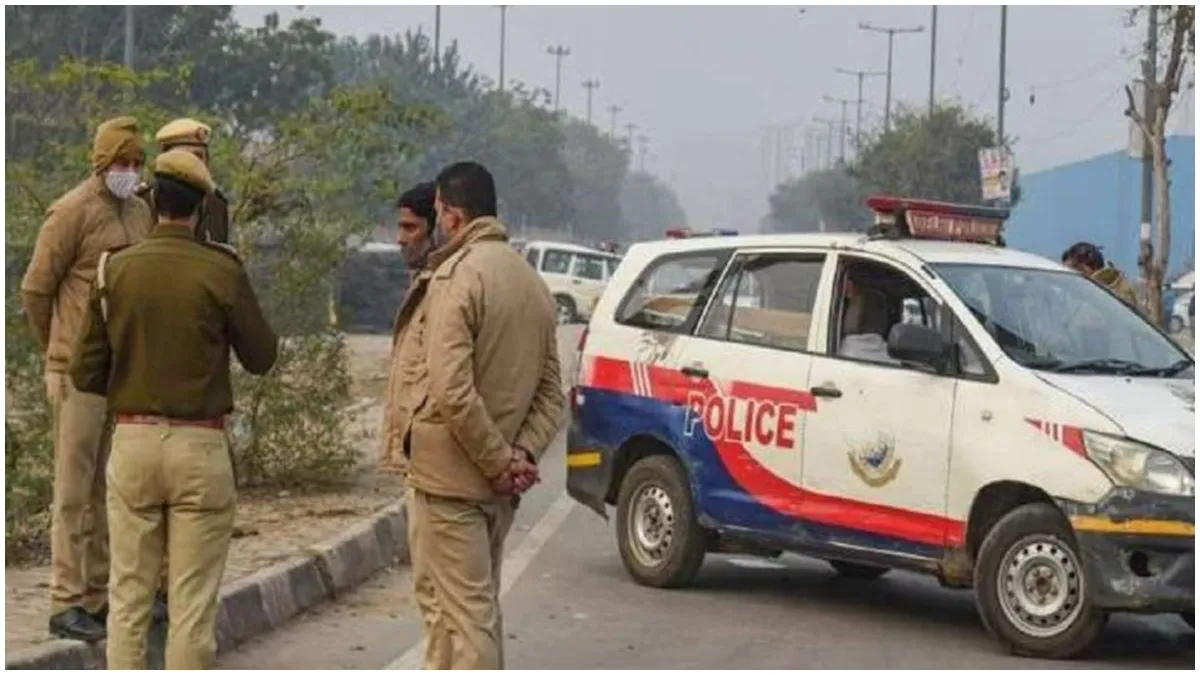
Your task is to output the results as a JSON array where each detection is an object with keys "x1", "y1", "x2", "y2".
[{"x1": 522, "y1": 240, "x2": 622, "y2": 324}]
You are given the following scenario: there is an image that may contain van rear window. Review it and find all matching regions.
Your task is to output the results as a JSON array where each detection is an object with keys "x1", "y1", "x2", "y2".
[{"x1": 616, "y1": 251, "x2": 731, "y2": 333}]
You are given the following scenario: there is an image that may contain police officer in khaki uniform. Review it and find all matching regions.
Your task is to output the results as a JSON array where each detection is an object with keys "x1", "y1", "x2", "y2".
[
  {"x1": 387, "y1": 162, "x2": 565, "y2": 669},
  {"x1": 380, "y1": 181, "x2": 437, "y2": 474},
  {"x1": 21, "y1": 116, "x2": 153, "y2": 641},
  {"x1": 69, "y1": 150, "x2": 278, "y2": 669},
  {"x1": 137, "y1": 118, "x2": 231, "y2": 244}
]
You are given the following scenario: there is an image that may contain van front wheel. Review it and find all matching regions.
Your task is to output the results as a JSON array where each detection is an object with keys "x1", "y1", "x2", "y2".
[
  {"x1": 616, "y1": 455, "x2": 706, "y2": 588},
  {"x1": 974, "y1": 503, "x2": 1106, "y2": 659}
]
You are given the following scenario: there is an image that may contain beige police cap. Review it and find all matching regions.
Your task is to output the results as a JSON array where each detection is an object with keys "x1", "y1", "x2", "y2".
[
  {"x1": 154, "y1": 149, "x2": 214, "y2": 194},
  {"x1": 155, "y1": 118, "x2": 211, "y2": 149}
]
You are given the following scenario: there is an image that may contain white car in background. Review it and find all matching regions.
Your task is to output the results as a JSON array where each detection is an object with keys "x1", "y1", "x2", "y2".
[{"x1": 523, "y1": 240, "x2": 622, "y2": 324}]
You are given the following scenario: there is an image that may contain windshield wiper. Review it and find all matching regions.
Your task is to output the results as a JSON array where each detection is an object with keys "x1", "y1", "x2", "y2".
[
  {"x1": 1126, "y1": 359, "x2": 1194, "y2": 377},
  {"x1": 1050, "y1": 358, "x2": 1147, "y2": 375}
]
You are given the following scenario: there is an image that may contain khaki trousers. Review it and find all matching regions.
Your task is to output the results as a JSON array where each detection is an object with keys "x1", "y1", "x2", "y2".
[
  {"x1": 105, "y1": 423, "x2": 235, "y2": 670},
  {"x1": 407, "y1": 487, "x2": 515, "y2": 670},
  {"x1": 45, "y1": 371, "x2": 110, "y2": 614}
]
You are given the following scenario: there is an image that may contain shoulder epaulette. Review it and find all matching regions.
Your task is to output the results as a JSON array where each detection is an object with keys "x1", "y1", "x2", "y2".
[
  {"x1": 96, "y1": 245, "x2": 133, "y2": 322},
  {"x1": 201, "y1": 240, "x2": 242, "y2": 264}
]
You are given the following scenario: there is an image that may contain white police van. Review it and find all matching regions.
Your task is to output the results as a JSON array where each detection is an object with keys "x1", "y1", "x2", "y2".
[{"x1": 566, "y1": 196, "x2": 1195, "y2": 659}]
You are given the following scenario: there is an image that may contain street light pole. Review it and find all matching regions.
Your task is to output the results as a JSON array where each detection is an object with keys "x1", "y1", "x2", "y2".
[
  {"x1": 625, "y1": 122, "x2": 637, "y2": 154},
  {"x1": 997, "y1": 5, "x2": 1008, "y2": 144},
  {"x1": 835, "y1": 67, "x2": 886, "y2": 153},
  {"x1": 637, "y1": 134, "x2": 650, "y2": 171},
  {"x1": 546, "y1": 45, "x2": 571, "y2": 113},
  {"x1": 859, "y1": 21, "x2": 925, "y2": 131},
  {"x1": 123, "y1": 5, "x2": 135, "y2": 70},
  {"x1": 929, "y1": 6, "x2": 938, "y2": 115},
  {"x1": 607, "y1": 105, "x2": 622, "y2": 138},
  {"x1": 823, "y1": 96, "x2": 855, "y2": 164},
  {"x1": 582, "y1": 79, "x2": 600, "y2": 125},
  {"x1": 813, "y1": 117, "x2": 837, "y2": 170},
  {"x1": 497, "y1": 6, "x2": 507, "y2": 93},
  {"x1": 434, "y1": 6, "x2": 442, "y2": 69}
]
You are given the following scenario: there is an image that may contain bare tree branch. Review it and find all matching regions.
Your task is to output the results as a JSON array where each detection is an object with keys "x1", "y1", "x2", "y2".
[{"x1": 1123, "y1": 84, "x2": 1153, "y2": 140}]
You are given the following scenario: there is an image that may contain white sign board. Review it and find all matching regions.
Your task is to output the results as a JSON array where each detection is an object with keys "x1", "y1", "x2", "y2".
[{"x1": 978, "y1": 147, "x2": 1014, "y2": 203}]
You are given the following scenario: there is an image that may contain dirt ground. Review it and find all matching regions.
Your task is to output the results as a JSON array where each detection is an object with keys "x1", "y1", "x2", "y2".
[{"x1": 4, "y1": 333, "x2": 398, "y2": 655}]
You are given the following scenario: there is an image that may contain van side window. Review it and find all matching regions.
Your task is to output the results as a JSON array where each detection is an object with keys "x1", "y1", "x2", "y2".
[
  {"x1": 542, "y1": 249, "x2": 573, "y2": 275},
  {"x1": 616, "y1": 251, "x2": 731, "y2": 333},
  {"x1": 573, "y1": 253, "x2": 607, "y2": 281},
  {"x1": 698, "y1": 253, "x2": 825, "y2": 352}
]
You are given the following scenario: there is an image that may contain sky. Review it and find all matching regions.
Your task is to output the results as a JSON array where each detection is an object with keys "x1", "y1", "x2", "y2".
[{"x1": 235, "y1": 4, "x2": 1196, "y2": 232}]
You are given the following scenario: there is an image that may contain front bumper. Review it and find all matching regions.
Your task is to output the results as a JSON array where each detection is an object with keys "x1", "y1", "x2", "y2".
[{"x1": 1059, "y1": 490, "x2": 1195, "y2": 613}]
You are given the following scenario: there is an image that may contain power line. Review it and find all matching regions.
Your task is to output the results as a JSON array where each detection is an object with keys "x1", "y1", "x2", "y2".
[
  {"x1": 1026, "y1": 53, "x2": 1129, "y2": 91},
  {"x1": 1017, "y1": 87, "x2": 1123, "y2": 145}
]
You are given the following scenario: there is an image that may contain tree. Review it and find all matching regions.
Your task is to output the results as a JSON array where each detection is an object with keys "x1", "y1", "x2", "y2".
[
  {"x1": 620, "y1": 171, "x2": 687, "y2": 240},
  {"x1": 561, "y1": 118, "x2": 628, "y2": 241},
  {"x1": 853, "y1": 102, "x2": 1021, "y2": 206},
  {"x1": 1125, "y1": 5, "x2": 1195, "y2": 325},
  {"x1": 767, "y1": 168, "x2": 871, "y2": 234}
]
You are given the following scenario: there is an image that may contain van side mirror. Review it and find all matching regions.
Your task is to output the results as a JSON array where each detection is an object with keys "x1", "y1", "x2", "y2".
[{"x1": 887, "y1": 323, "x2": 949, "y2": 371}]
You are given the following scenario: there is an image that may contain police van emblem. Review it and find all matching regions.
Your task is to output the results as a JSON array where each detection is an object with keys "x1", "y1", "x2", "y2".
[{"x1": 848, "y1": 435, "x2": 902, "y2": 487}]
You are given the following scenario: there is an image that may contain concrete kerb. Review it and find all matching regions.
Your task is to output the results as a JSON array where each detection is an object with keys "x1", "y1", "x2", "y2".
[{"x1": 5, "y1": 500, "x2": 409, "y2": 670}]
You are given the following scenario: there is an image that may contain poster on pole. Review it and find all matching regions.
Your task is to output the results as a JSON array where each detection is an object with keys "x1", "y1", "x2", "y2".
[{"x1": 978, "y1": 147, "x2": 1014, "y2": 203}]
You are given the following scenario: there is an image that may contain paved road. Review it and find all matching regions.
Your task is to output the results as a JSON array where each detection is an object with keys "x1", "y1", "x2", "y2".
[{"x1": 218, "y1": 327, "x2": 1194, "y2": 669}]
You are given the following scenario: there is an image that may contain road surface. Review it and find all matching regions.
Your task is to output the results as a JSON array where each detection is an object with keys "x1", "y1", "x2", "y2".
[{"x1": 218, "y1": 327, "x2": 1194, "y2": 670}]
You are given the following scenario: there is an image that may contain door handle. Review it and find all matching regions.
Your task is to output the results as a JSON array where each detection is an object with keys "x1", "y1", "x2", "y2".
[
  {"x1": 680, "y1": 365, "x2": 709, "y2": 379},
  {"x1": 811, "y1": 384, "x2": 842, "y2": 399}
]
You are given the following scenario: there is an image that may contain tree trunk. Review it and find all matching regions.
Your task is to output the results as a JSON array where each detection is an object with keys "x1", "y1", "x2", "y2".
[{"x1": 1150, "y1": 111, "x2": 1171, "y2": 328}]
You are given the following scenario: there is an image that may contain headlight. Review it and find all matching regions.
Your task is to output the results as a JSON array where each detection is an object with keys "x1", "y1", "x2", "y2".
[{"x1": 1083, "y1": 431, "x2": 1195, "y2": 497}]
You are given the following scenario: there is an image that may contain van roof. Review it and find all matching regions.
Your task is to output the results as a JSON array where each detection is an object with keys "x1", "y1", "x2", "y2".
[{"x1": 525, "y1": 240, "x2": 621, "y2": 257}]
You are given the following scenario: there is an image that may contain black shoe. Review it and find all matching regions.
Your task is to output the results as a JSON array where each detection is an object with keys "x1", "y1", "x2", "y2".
[
  {"x1": 88, "y1": 604, "x2": 108, "y2": 627},
  {"x1": 49, "y1": 606, "x2": 106, "y2": 642}
]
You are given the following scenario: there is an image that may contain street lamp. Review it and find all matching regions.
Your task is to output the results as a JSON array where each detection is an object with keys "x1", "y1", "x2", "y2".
[{"x1": 546, "y1": 45, "x2": 571, "y2": 113}]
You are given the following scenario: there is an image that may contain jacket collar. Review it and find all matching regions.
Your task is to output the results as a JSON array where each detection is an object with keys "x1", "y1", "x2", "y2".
[
  {"x1": 1090, "y1": 265, "x2": 1125, "y2": 288},
  {"x1": 148, "y1": 223, "x2": 196, "y2": 240},
  {"x1": 426, "y1": 216, "x2": 509, "y2": 270}
]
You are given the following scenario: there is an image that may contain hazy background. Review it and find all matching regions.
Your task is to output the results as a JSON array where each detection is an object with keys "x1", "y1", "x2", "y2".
[{"x1": 236, "y1": 4, "x2": 1196, "y2": 232}]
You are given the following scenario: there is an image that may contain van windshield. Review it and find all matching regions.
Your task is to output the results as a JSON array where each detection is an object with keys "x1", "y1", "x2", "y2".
[{"x1": 934, "y1": 264, "x2": 1192, "y2": 377}]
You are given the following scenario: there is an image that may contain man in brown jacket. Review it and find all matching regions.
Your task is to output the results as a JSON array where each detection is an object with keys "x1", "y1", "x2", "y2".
[
  {"x1": 20, "y1": 116, "x2": 154, "y2": 641},
  {"x1": 1062, "y1": 241, "x2": 1140, "y2": 308},
  {"x1": 389, "y1": 162, "x2": 565, "y2": 669}
]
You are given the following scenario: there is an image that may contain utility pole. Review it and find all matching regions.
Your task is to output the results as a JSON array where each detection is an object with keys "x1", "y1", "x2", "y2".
[
  {"x1": 1139, "y1": 5, "x2": 1158, "y2": 285},
  {"x1": 813, "y1": 117, "x2": 837, "y2": 170},
  {"x1": 497, "y1": 6, "x2": 507, "y2": 93},
  {"x1": 625, "y1": 123, "x2": 638, "y2": 159},
  {"x1": 123, "y1": 5, "x2": 135, "y2": 70},
  {"x1": 546, "y1": 45, "x2": 571, "y2": 113},
  {"x1": 859, "y1": 21, "x2": 925, "y2": 131},
  {"x1": 929, "y1": 6, "x2": 938, "y2": 115},
  {"x1": 582, "y1": 79, "x2": 600, "y2": 125},
  {"x1": 823, "y1": 95, "x2": 855, "y2": 164},
  {"x1": 607, "y1": 105, "x2": 622, "y2": 138},
  {"x1": 997, "y1": 6, "x2": 1008, "y2": 144},
  {"x1": 434, "y1": 6, "x2": 442, "y2": 69},
  {"x1": 835, "y1": 67, "x2": 886, "y2": 153},
  {"x1": 637, "y1": 134, "x2": 650, "y2": 172}
]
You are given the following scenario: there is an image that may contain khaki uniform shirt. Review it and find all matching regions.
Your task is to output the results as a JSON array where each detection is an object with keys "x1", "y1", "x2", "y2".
[
  {"x1": 20, "y1": 175, "x2": 153, "y2": 373},
  {"x1": 69, "y1": 225, "x2": 278, "y2": 419},
  {"x1": 385, "y1": 218, "x2": 566, "y2": 502}
]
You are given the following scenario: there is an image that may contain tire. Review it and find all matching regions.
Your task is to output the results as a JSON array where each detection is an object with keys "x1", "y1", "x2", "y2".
[
  {"x1": 974, "y1": 502, "x2": 1106, "y2": 659},
  {"x1": 616, "y1": 455, "x2": 707, "y2": 588},
  {"x1": 1181, "y1": 612, "x2": 1194, "y2": 630},
  {"x1": 554, "y1": 295, "x2": 577, "y2": 325},
  {"x1": 829, "y1": 560, "x2": 890, "y2": 580}
]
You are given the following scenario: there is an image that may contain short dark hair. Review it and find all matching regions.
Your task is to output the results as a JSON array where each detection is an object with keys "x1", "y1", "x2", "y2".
[
  {"x1": 1062, "y1": 241, "x2": 1105, "y2": 269},
  {"x1": 155, "y1": 175, "x2": 206, "y2": 220},
  {"x1": 396, "y1": 181, "x2": 436, "y2": 231},
  {"x1": 435, "y1": 161, "x2": 497, "y2": 222}
]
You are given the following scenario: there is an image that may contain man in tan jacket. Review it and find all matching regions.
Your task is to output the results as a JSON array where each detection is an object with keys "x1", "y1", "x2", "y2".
[
  {"x1": 387, "y1": 161, "x2": 565, "y2": 669},
  {"x1": 20, "y1": 116, "x2": 154, "y2": 641}
]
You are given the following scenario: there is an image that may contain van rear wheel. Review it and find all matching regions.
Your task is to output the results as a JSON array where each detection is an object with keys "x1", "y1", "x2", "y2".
[
  {"x1": 829, "y1": 560, "x2": 890, "y2": 580},
  {"x1": 616, "y1": 455, "x2": 706, "y2": 588},
  {"x1": 974, "y1": 503, "x2": 1105, "y2": 659}
]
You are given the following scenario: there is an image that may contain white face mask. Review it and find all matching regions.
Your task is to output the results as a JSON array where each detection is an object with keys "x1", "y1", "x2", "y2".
[{"x1": 104, "y1": 170, "x2": 140, "y2": 200}]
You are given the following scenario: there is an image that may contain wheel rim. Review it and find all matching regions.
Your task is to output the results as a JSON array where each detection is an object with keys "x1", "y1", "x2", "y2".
[
  {"x1": 627, "y1": 483, "x2": 676, "y2": 569},
  {"x1": 556, "y1": 300, "x2": 572, "y2": 325},
  {"x1": 996, "y1": 535, "x2": 1085, "y2": 639}
]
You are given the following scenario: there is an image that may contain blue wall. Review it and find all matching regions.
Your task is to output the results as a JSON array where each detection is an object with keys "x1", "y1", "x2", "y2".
[{"x1": 1007, "y1": 135, "x2": 1195, "y2": 276}]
